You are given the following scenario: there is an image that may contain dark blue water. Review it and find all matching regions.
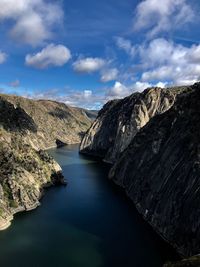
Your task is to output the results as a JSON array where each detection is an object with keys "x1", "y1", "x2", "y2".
[{"x1": 0, "y1": 145, "x2": 177, "y2": 267}]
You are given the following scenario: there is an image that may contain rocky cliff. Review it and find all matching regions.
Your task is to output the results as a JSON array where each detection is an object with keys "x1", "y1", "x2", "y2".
[
  {"x1": 164, "y1": 255, "x2": 200, "y2": 267},
  {"x1": 80, "y1": 86, "x2": 187, "y2": 163},
  {"x1": 0, "y1": 94, "x2": 92, "y2": 150},
  {"x1": 80, "y1": 83, "x2": 200, "y2": 259},
  {"x1": 110, "y1": 83, "x2": 200, "y2": 256},
  {"x1": 0, "y1": 94, "x2": 93, "y2": 230}
]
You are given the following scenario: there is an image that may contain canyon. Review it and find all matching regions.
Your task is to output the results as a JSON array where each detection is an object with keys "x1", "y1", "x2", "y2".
[
  {"x1": 80, "y1": 82, "x2": 200, "y2": 265},
  {"x1": 1, "y1": 83, "x2": 199, "y2": 266}
]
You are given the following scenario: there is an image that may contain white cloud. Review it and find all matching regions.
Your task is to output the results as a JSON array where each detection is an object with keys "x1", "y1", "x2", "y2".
[
  {"x1": 156, "y1": 81, "x2": 167, "y2": 88},
  {"x1": 0, "y1": 51, "x2": 7, "y2": 64},
  {"x1": 84, "y1": 90, "x2": 92, "y2": 98},
  {"x1": 133, "y1": 81, "x2": 152, "y2": 92},
  {"x1": 25, "y1": 88, "x2": 105, "y2": 110},
  {"x1": 9, "y1": 79, "x2": 20, "y2": 87},
  {"x1": 0, "y1": 0, "x2": 63, "y2": 46},
  {"x1": 100, "y1": 68, "x2": 118, "y2": 82},
  {"x1": 134, "y1": 0, "x2": 195, "y2": 37},
  {"x1": 139, "y1": 38, "x2": 174, "y2": 66},
  {"x1": 73, "y1": 57, "x2": 106, "y2": 73},
  {"x1": 107, "y1": 81, "x2": 129, "y2": 98},
  {"x1": 25, "y1": 44, "x2": 71, "y2": 69},
  {"x1": 10, "y1": 12, "x2": 51, "y2": 46},
  {"x1": 116, "y1": 37, "x2": 136, "y2": 57},
  {"x1": 106, "y1": 81, "x2": 163, "y2": 99},
  {"x1": 139, "y1": 38, "x2": 200, "y2": 85}
]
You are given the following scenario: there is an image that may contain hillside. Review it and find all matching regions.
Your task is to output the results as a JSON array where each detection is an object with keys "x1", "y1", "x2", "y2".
[
  {"x1": 0, "y1": 94, "x2": 93, "y2": 230},
  {"x1": 0, "y1": 94, "x2": 92, "y2": 150}
]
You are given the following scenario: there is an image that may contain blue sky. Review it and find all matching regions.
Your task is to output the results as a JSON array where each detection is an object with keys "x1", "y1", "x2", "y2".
[{"x1": 0, "y1": 0, "x2": 200, "y2": 109}]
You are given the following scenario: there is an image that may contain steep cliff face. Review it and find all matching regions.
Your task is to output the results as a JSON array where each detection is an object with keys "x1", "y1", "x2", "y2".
[
  {"x1": 0, "y1": 94, "x2": 92, "y2": 150},
  {"x1": 80, "y1": 86, "x2": 186, "y2": 163},
  {"x1": 0, "y1": 94, "x2": 93, "y2": 230},
  {"x1": 110, "y1": 83, "x2": 200, "y2": 256},
  {"x1": 0, "y1": 131, "x2": 64, "y2": 230},
  {"x1": 164, "y1": 255, "x2": 200, "y2": 267},
  {"x1": 80, "y1": 82, "x2": 200, "y2": 258}
]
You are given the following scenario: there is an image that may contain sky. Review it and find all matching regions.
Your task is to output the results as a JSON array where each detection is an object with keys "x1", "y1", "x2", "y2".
[{"x1": 0, "y1": 0, "x2": 200, "y2": 109}]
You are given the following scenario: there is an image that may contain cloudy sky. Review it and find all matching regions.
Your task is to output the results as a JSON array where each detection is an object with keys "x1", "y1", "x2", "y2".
[{"x1": 0, "y1": 0, "x2": 200, "y2": 109}]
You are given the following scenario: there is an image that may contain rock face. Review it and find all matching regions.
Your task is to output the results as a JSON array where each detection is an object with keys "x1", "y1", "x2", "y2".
[
  {"x1": 110, "y1": 83, "x2": 200, "y2": 256},
  {"x1": 80, "y1": 82, "x2": 200, "y2": 257},
  {"x1": 164, "y1": 255, "x2": 200, "y2": 267},
  {"x1": 0, "y1": 94, "x2": 93, "y2": 230},
  {"x1": 0, "y1": 133, "x2": 63, "y2": 230},
  {"x1": 80, "y1": 86, "x2": 186, "y2": 163}
]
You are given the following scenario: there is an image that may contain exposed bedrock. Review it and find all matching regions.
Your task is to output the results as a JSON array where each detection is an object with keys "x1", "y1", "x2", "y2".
[
  {"x1": 110, "y1": 83, "x2": 200, "y2": 256},
  {"x1": 80, "y1": 86, "x2": 188, "y2": 163}
]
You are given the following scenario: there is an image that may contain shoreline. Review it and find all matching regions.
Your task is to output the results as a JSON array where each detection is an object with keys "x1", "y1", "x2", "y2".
[
  {"x1": 0, "y1": 142, "x2": 74, "y2": 232},
  {"x1": 0, "y1": 219, "x2": 12, "y2": 231},
  {"x1": 0, "y1": 203, "x2": 41, "y2": 232},
  {"x1": 0, "y1": 170, "x2": 64, "y2": 232}
]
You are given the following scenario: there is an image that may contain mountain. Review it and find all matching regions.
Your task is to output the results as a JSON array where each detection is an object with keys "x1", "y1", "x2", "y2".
[
  {"x1": 76, "y1": 108, "x2": 99, "y2": 121},
  {"x1": 0, "y1": 94, "x2": 92, "y2": 150},
  {"x1": 80, "y1": 83, "x2": 200, "y2": 261},
  {"x1": 0, "y1": 94, "x2": 93, "y2": 230},
  {"x1": 80, "y1": 86, "x2": 189, "y2": 163}
]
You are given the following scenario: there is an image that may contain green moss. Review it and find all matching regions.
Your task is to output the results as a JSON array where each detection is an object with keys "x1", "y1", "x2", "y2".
[
  {"x1": 0, "y1": 208, "x2": 3, "y2": 217},
  {"x1": 2, "y1": 182, "x2": 12, "y2": 200},
  {"x1": 9, "y1": 200, "x2": 18, "y2": 208},
  {"x1": 2, "y1": 182, "x2": 18, "y2": 209}
]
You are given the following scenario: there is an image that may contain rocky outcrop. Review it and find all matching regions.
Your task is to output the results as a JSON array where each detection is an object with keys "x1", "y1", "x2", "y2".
[
  {"x1": 0, "y1": 94, "x2": 93, "y2": 230},
  {"x1": 164, "y1": 255, "x2": 200, "y2": 267},
  {"x1": 0, "y1": 131, "x2": 64, "y2": 230},
  {"x1": 80, "y1": 86, "x2": 188, "y2": 163},
  {"x1": 110, "y1": 83, "x2": 200, "y2": 256}
]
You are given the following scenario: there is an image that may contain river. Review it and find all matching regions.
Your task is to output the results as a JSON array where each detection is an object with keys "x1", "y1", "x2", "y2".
[{"x1": 0, "y1": 145, "x2": 178, "y2": 267}]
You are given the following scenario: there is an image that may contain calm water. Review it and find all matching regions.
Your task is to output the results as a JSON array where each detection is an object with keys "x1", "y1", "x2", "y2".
[{"x1": 0, "y1": 145, "x2": 177, "y2": 267}]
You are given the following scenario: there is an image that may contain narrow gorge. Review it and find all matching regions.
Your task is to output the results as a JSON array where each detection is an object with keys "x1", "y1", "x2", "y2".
[{"x1": 80, "y1": 82, "x2": 200, "y2": 265}]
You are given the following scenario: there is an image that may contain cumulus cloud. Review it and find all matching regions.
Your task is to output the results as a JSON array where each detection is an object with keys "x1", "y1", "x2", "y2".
[
  {"x1": 73, "y1": 57, "x2": 106, "y2": 73},
  {"x1": 132, "y1": 81, "x2": 152, "y2": 92},
  {"x1": 0, "y1": 51, "x2": 7, "y2": 64},
  {"x1": 100, "y1": 68, "x2": 118, "y2": 82},
  {"x1": 139, "y1": 38, "x2": 200, "y2": 85},
  {"x1": 107, "y1": 81, "x2": 129, "y2": 98},
  {"x1": 106, "y1": 81, "x2": 164, "y2": 99},
  {"x1": 24, "y1": 88, "x2": 105, "y2": 110},
  {"x1": 25, "y1": 44, "x2": 71, "y2": 69},
  {"x1": 116, "y1": 37, "x2": 136, "y2": 57},
  {"x1": 0, "y1": 0, "x2": 63, "y2": 46},
  {"x1": 134, "y1": 0, "x2": 195, "y2": 37}
]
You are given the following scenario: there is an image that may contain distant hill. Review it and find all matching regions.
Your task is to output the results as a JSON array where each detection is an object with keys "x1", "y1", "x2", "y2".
[{"x1": 0, "y1": 94, "x2": 94, "y2": 150}]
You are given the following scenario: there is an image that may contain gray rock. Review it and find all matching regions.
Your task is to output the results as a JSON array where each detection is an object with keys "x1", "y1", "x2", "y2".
[
  {"x1": 80, "y1": 86, "x2": 186, "y2": 163},
  {"x1": 110, "y1": 83, "x2": 200, "y2": 256}
]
